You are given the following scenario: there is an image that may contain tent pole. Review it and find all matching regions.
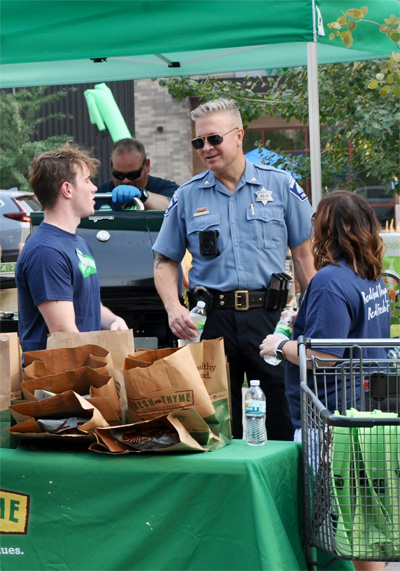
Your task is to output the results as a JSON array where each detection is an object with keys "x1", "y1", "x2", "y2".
[{"x1": 307, "y1": 41, "x2": 322, "y2": 208}]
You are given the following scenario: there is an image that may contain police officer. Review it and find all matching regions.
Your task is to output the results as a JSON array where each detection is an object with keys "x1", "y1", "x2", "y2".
[
  {"x1": 97, "y1": 138, "x2": 178, "y2": 210},
  {"x1": 153, "y1": 98, "x2": 316, "y2": 440}
]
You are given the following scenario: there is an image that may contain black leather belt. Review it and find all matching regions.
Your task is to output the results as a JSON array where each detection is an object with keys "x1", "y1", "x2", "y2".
[
  {"x1": 188, "y1": 289, "x2": 267, "y2": 311},
  {"x1": 211, "y1": 289, "x2": 267, "y2": 310},
  {"x1": 188, "y1": 275, "x2": 291, "y2": 312}
]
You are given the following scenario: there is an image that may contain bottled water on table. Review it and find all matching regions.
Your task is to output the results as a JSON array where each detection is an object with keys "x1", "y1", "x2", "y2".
[
  {"x1": 179, "y1": 301, "x2": 207, "y2": 346},
  {"x1": 264, "y1": 312, "x2": 295, "y2": 366},
  {"x1": 244, "y1": 380, "x2": 267, "y2": 446}
]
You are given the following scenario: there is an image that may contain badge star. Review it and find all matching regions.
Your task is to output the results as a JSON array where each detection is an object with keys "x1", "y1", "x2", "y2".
[
  {"x1": 255, "y1": 188, "x2": 274, "y2": 205},
  {"x1": 204, "y1": 181, "x2": 210, "y2": 185}
]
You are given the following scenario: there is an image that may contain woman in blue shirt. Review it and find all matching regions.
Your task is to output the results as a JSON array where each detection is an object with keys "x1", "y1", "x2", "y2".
[{"x1": 260, "y1": 190, "x2": 390, "y2": 571}]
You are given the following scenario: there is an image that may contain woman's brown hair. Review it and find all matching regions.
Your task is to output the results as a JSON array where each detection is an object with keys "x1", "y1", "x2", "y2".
[{"x1": 312, "y1": 190, "x2": 385, "y2": 281}]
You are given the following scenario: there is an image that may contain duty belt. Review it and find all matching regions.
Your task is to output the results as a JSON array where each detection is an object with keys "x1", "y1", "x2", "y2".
[
  {"x1": 211, "y1": 289, "x2": 266, "y2": 311},
  {"x1": 187, "y1": 274, "x2": 291, "y2": 312}
]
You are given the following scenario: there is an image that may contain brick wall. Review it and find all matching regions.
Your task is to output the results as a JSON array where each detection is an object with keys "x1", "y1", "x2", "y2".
[{"x1": 134, "y1": 79, "x2": 192, "y2": 186}]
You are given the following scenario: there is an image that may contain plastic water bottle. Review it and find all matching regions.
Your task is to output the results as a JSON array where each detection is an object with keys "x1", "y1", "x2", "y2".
[
  {"x1": 179, "y1": 301, "x2": 207, "y2": 346},
  {"x1": 264, "y1": 312, "x2": 295, "y2": 366},
  {"x1": 245, "y1": 380, "x2": 267, "y2": 446}
]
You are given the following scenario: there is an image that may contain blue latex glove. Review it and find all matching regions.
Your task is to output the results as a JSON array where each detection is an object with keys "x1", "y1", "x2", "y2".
[{"x1": 111, "y1": 185, "x2": 141, "y2": 204}]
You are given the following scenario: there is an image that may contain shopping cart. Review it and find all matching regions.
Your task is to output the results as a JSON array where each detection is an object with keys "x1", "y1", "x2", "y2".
[{"x1": 299, "y1": 337, "x2": 400, "y2": 570}]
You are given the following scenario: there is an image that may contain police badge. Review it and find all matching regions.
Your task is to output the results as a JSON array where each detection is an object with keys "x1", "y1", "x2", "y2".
[{"x1": 255, "y1": 187, "x2": 274, "y2": 206}]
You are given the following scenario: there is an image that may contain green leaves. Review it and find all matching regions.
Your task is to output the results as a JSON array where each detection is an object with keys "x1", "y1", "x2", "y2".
[
  {"x1": 367, "y1": 79, "x2": 379, "y2": 89},
  {"x1": 340, "y1": 31, "x2": 354, "y2": 47},
  {"x1": 328, "y1": 8, "x2": 400, "y2": 99},
  {"x1": 158, "y1": 59, "x2": 399, "y2": 192},
  {"x1": 0, "y1": 87, "x2": 73, "y2": 190},
  {"x1": 345, "y1": 8, "x2": 367, "y2": 19},
  {"x1": 158, "y1": 75, "x2": 276, "y2": 128}
]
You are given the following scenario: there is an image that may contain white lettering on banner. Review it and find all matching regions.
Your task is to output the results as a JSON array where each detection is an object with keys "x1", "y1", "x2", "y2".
[{"x1": 0, "y1": 546, "x2": 24, "y2": 555}]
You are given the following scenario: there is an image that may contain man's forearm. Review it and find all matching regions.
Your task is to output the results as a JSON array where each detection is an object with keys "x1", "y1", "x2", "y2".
[
  {"x1": 144, "y1": 192, "x2": 170, "y2": 210},
  {"x1": 100, "y1": 304, "x2": 128, "y2": 330},
  {"x1": 154, "y1": 253, "x2": 181, "y2": 311}
]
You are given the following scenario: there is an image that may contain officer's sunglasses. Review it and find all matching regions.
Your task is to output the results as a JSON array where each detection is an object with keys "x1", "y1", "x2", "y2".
[
  {"x1": 191, "y1": 127, "x2": 238, "y2": 150},
  {"x1": 111, "y1": 157, "x2": 146, "y2": 181}
]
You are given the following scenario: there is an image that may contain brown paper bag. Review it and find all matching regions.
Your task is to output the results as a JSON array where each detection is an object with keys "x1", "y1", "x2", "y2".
[
  {"x1": 124, "y1": 343, "x2": 215, "y2": 421},
  {"x1": 0, "y1": 333, "x2": 22, "y2": 409},
  {"x1": 46, "y1": 330, "x2": 135, "y2": 419},
  {"x1": 23, "y1": 344, "x2": 112, "y2": 380},
  {"x1": 21, "y1": 367, "x2": 111, "y2": 399},
  {"x1": 9, "y1": 391, "x2": 109, "y2": 444},
  {"x1": 184, "y1": 338, "x2": 232, "y2": 445},
  {"x1": 127, "y1": 347, "x2": 177, "y2": 366},
  {"x1": 21, "y1": 367, "x2": 121, "y2": 424},
  {"x1": 124, "y1": 338, "x2": 232, "y2": 447},
  {"x1": 90, "y1": 408, "x2": 222, "y2": 454},
  {"x1": 87, "y1": 380, "x2": 121, "y2": 424}
]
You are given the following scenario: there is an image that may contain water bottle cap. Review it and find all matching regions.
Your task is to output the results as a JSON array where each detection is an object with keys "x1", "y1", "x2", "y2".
[
  {"x1": 249, "y1": 380, "x2": 260, "y2": 386},
  {"x1": 196, "y1": 301, "x2": 206, "y2": 308}
]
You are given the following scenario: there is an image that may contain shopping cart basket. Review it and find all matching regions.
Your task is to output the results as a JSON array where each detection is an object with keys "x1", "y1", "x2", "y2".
[{"x1": 299, "y1": 337, "x2": 400, "y2": 570}]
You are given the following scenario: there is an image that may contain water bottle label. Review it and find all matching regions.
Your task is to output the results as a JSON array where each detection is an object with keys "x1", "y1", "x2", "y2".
[
  {"x1": 245, "y1": 400, "x2": 266, "y2": 415},
  {"x1": 274, "y1": 324, "x2": 292, "y2": 338}
]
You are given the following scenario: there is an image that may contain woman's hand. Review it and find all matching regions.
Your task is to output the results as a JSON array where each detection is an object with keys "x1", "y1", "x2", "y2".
[{"x1": 259, "y1": 334, "x2": 282, "y2": 359}]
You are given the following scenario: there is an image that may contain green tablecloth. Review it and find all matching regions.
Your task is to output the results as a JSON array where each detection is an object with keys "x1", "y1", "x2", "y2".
[{"x1": 0, "y1": 440, "x2": 352, "y2": 571}]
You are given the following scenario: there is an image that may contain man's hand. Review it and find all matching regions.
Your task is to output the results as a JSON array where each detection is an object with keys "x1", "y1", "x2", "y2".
[
  {"x1": 168, "y1": 305, "x2": 199, "y2": 341},
  {"x1": 100, "y1": 304, "x2": 128, "y2": 330},
  {"x1": 109, "y1": 316, "x2": 129, "y2": 330},
  {"x1": 112, "y1": 185, "x2": 141, "y2": 204}
]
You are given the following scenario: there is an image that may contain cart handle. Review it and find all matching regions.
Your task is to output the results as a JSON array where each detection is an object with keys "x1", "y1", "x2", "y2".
[{"x1": 297, "y1": 337, "x2": 400, "y2": 349}]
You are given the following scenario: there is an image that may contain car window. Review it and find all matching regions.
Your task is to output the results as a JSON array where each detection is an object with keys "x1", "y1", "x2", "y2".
[{"x1": 19, "y1": 197, "x2": 41, "y2": 212}]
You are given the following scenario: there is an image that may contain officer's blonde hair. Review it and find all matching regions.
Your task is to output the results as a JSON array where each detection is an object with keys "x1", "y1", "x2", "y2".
[{"x1": 191, "y1": 98, "x2": 243, "y2": 128}]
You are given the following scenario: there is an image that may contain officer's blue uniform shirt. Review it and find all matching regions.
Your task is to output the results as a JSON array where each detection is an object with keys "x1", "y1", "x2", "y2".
[{"x1": 152, "y1": 159, "x2": 314, "y2": 291}]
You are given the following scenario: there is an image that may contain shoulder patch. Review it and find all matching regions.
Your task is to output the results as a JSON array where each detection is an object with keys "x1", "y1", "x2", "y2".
[
  {"x1": 289, "y1": 176, "x2": 307, "y2": 202},
  {"x1": 164, "y1": 191, "x2": 178, "y2": 217}
]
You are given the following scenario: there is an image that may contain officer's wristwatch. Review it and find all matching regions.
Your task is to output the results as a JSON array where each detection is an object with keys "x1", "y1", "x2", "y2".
[
  {"x1": 139, "y1": 188, "x2": 149, "y2": 203},
  {"x1": 275, "y1": 339, "x2": 290, "y2": 361}
]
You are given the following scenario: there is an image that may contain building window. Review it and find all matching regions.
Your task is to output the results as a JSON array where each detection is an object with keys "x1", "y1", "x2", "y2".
[{"x1": 243, "y1": 126, "x2": 308, "y2": 155}]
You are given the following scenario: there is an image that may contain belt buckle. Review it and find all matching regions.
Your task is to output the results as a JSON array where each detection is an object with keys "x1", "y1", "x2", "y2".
[{"x1": 234, "y1": 290, "x2": 249, "y2": 311}]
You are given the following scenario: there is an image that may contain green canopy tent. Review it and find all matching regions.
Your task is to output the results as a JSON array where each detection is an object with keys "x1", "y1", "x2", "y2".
[{"x1": 0, "y1": 0, "x2": 397, "y2": 205}]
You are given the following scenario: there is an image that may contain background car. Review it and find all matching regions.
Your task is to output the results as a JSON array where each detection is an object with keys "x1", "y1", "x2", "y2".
[
  {"x1": 0, "y1": 196, "x2": 175, "y2": 344},
  {"x1": 0, "y1": 190, "x2": 41, "y2": 262}
]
